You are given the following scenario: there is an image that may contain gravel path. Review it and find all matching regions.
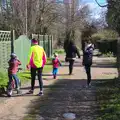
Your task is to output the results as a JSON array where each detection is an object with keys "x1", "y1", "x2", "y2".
[{"x1": 0, "y1": 56, "x2": 117, "y2": 120}]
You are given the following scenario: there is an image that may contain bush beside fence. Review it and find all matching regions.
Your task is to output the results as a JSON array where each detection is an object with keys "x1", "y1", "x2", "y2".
[
  {"x1": 117, "y1": 38, "x2": 120, "y2": 78},
  {"x1": 96, "y1": 39, "x2": 117, "y2": 56}
]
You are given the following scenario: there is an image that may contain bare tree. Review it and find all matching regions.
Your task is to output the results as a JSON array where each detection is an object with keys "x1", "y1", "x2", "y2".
[{"x1": 0, "y1": 0, "x2": 91, "y2": 49}]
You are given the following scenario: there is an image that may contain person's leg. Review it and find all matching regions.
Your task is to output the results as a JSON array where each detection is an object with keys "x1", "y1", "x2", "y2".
[
  {"x1": 12, "y1": 74, "x2": 22, "y2": 94},
  {"x1": 53, "y1": 68, "x2": 56, "y2": 79},
  {"x1": 30, "y1": 67, "x2": 36, "y2": 91},
  {"x1": 69, "y1": 60, "x2": 74, "y2": 75},
  {"x1": 7, "y1": 74, "x2": 13, "y2": 96},
  {"x1": 12, "y1": 74, "x2": 19, "y2": 89},
  {"x1": 87, "y1": 65, "x2": 91, "y2": 85},
  {"x1": 8, "y1": 74, "x2": 13, "y2": 90},
  {"x1": 85, "y1": 65, "x2": 91, "y2": 86},
  {"x1": 54, "y1": 68, "x2": 58, "y2": 79},
  {"x1": 37, "y1": 67, "x2": 43, "y2": 92}
]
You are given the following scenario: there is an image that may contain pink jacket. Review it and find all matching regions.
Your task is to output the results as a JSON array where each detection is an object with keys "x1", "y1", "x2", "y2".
[{"x1": 52, "y1": 57, "x2": 61, "y2": 68}]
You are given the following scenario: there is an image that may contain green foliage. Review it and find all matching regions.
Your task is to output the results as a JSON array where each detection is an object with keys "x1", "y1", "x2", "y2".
[
  {"x1": 96, "y1": 78, "x2": 120, "y2": 120},
  {"x1": 107, "y1": 0, "x2": 120, "y2": 34},
  {"x1": 102, "y1": 52, "x2": 114, "y2": 57},
  {"x1": 53, "y1": 49, "x2": 65, "y2": 54},
  {"x1": 43, "y1": 65, "x2": 52, "y2": 73},
  {"x1": 18, "y1": 71, "x2": 31, "y2": 84},
  {"x1": 91, "y1": 29, "x2": 118, "y2": 55},
  {"x1": 97, "y1": 40, "x2": 117, "y2": 55},
  {"x1": 0, "y1": 58, "x2": 52, "y2": 89},
  {"x1": 0, "y1": 69, "x2": 8, "y2": 87},
  {"x1": 91, "y1": 29, "x2": 119, "y2": 41}
]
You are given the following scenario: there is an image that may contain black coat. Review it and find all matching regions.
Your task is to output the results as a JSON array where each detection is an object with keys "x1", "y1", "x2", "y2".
[
  {"x1": 83, "y1": 44, "x2": 94, "y2": 66},
  {"x1": 66, "y1": 44, "x2": 80, "y2": 59}
]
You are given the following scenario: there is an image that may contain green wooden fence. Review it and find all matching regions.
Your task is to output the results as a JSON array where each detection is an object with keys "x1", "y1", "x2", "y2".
[
  {"x1": 32, "y1": 34, "x2": 53, "y2": 57},
  {"x1": 14, "y1": 35, "x2": 31, "y2": 70},
  {"x1": 0, "y1": 30, "x2": 13, "y2": 69},
  {"x1": 0, "y1": 31, "x2": 53, "y2": 70}
]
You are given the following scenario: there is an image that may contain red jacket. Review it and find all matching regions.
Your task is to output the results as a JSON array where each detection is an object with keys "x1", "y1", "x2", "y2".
[
  {"x1": 8, "y1": 58, "x2": 21, "y2": 74},
  {"x1": 52, "y1": 57, "x2": 61, "y2": 68}
]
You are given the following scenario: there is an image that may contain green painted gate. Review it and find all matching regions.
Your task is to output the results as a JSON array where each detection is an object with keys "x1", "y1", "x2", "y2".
[
  {"x1": 14, "y1": 35, "x2": 31, "y2": 70},
  {"x1": 32, "y1": 34, "x2": 53, "y2": 57}
]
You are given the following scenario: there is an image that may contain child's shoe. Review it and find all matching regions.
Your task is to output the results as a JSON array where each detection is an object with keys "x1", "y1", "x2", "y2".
[
  {"x1": 7, "y1": 90, "x2": 12, "y2": 97},
  {"x1": 53, "y1": 75, "x2": 56, "y2": 79},
  {"x1": 17, "y1": 89, "x2": 22, "y2": 94}
]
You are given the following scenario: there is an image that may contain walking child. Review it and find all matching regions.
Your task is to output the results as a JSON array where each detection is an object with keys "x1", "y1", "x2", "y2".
[
  {"x1": 52, "y1": 53, "x2": 62, "y2": 79},
  {"x1": 7, "y1": 53, "x2": 22, "y2": 96},
  {"x1": 82, "y1": 40, "x2": 94, "y2": 87}
]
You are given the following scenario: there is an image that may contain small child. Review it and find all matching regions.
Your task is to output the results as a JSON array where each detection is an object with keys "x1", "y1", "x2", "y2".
[
  {"x1": 52, "y1": 53, "x2": 62, "y2": 79},
  {"x1": 7, "y1": 53, "x2": 22, "y2": 96}
]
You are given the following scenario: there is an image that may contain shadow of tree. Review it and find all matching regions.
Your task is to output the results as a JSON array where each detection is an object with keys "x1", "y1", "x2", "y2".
[{"x1": 23, "y1": 79, "x2": 102, "y2": 120}]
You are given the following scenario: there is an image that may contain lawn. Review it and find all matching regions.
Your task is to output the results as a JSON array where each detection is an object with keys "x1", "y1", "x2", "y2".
[
  {"x1": 96, "y1": 78, "x2": 120, "y2": 120},
  {"x1": 0, "y1": 59, "x2": 52, "y2": 89}
]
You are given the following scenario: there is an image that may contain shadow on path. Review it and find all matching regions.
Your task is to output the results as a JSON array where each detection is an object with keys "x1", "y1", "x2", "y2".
[{"x1": 23, "y1": 79, "x2": 105, "y2": 120}]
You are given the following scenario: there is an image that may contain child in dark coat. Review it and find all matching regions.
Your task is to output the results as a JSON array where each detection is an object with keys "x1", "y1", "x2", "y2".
[{"x1": 83, "y1": 41, "x2": 94, "y2": 87}]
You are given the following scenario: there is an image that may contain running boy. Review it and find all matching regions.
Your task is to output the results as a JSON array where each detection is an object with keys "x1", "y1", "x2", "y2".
[
  {"x1": 7, "y1": 53, "x2": 22, "y2": 96},
  {"x1": 52, "y1": 53, "x2": 62, "y2": 79}
]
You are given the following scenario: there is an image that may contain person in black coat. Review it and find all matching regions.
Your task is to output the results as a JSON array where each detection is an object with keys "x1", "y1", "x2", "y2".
[
  {"x1": 65, "y1": 41, "x2": 80, "y2": 75},
  {"x1": 82, "y1": 40, "x2": 94, "y2": 87}
]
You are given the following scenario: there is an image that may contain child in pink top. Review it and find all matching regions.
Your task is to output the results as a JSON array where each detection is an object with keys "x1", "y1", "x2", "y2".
[
  {"x1": 52, "y1": 53, "x2": 62, "y2": 79},
  {"x1": 7, "y1": 53, "x2": 22, "y2": 96}
]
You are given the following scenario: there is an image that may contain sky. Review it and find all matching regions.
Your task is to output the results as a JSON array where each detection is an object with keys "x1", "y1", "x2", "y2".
[
  {"x1": 81, "y1": 0, "x2": 107, "y2": 19},
  {"x1": 50, "y1": 0, "x2": 107, "y2": 19},
  {"x1": 81, "y1": 0, "x2": 107, "y2": 5}
]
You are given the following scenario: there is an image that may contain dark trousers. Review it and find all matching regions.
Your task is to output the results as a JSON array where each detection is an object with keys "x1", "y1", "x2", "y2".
[
  {"x1": 69, "y1": 60, "x2": 74, "y2": 74},
  {"x1": 31, "y1": 67, "x2": 43, "y2": 91},
  {"x1": 85, "y1": 65, "x2": 91, "y2": 85}
]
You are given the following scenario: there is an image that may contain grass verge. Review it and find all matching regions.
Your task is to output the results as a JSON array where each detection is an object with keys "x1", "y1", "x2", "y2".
[
  {"x1": 53, "y1": 48, "x2": 65, "y2": 54},
  {"x1": 0, "y1": 59, "x2": 52, "y2": 89},
  {"x1": 96, "y1": 78, "x2": 120, "y2": 120}
]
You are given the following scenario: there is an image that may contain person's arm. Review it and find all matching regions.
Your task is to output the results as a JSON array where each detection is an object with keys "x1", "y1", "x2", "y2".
[
  {"x1": 58, "y1": 59, "x2": 62, "y2": 66},
  {"x1": 75, "y1": 46, "x2": 81, "y2": 58},
  {"x1": 86, "y1": 47, "x2": 94, "y2": 55},
  {"x1": 42, "y1": 48, "x2": 47, "y2": 66},
  {"x1": 26, "y1": 47, "x2": 33, "y2": 69},
  {"x1": 17, "y1": 60, "x2": 21, "y2": 65}
]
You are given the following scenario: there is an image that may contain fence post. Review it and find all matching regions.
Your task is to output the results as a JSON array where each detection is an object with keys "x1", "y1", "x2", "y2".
[
  {"x1": 43, "y1": 35, "x2": 45, "y2": 51},
  {"x1": 11, "y1": 30, "x2": 15, "y2": 53},
  {"x1": 48, "y1": 35, "x2": 50, "y2": 57},
  {"x1": 51, "y1": 35, "x2": 53, "y2": 56},
  {"x1": 38, "y1": 34, "x2": 40, "y2": 45}
]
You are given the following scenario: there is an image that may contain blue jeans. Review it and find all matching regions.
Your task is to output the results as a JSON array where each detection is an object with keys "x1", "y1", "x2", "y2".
[
  {"x1": 52, "y1": 68, "x2": 58, "y2": 75},
  {"x1": 8, "y1": 74, "x2": 20, "y2": 90}
]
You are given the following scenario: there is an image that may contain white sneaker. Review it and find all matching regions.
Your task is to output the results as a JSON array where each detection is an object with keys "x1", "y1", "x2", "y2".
[
  {"x1": 38, "y1": 91, "x2": 44, "y2": 96},
  {"x1": 7, "y1": 90, "x2": 12, "y2": 97}
]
